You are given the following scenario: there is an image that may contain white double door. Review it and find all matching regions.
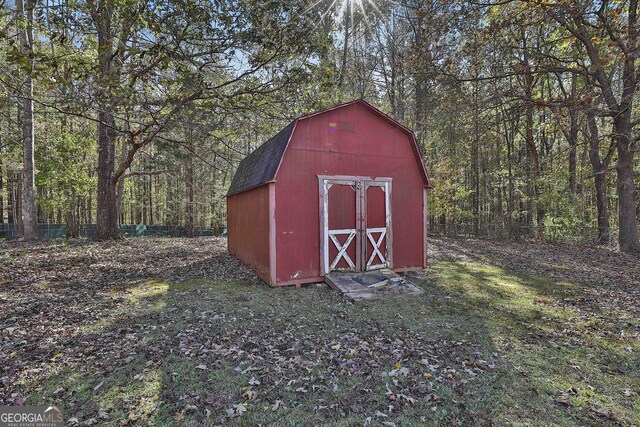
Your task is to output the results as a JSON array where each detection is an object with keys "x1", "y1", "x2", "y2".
[{"x1": 319, "y1": 176, "x2": 392, "y2": 275}]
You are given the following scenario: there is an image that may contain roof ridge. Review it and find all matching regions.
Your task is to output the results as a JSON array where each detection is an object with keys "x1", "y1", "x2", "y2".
[{"x1": 227, "y1": 100, "x2": 432, "y2": 197}]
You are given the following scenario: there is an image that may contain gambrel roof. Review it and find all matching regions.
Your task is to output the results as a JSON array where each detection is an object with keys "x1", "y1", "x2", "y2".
[
  {"x1": 227, "y1": 121, "x2": 295, "y2": 196},
  {"x1": 227, "y1": 99, "x2": 432, "y2": 196}
]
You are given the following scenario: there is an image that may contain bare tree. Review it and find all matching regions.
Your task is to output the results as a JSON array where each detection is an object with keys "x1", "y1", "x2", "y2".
[{"x1": 16, "y1": 0, "x2": 37, "y2": 240}]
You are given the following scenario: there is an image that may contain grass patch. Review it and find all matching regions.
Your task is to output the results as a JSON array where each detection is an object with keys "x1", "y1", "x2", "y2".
[{"x1": 124, "y1": 279, "x2": 169, "y2": 303}]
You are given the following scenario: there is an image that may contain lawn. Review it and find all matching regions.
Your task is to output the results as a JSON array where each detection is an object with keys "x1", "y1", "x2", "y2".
[{"x1": 0, "y1": 237, "x2": 638, "y2": 426}]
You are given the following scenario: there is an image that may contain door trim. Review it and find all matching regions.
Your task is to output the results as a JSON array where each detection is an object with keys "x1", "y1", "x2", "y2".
[
  {"x1": 319, "y1": 175, "x2": 392, "y2": 275},
  {"x1": 363, "y1": 179, "x2": 392, "y2": 270},
  {"x1": 319, "y1": 177, "x2": 358, "y2": 275}
]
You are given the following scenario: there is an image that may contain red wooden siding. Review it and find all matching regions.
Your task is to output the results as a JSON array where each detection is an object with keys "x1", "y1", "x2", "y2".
[
  {"x1": 274, "y1": 103, "x2": 425, "y2": 283},
  {"x1": 227, "y1": 184, "x2": 272, "y2": 283}
]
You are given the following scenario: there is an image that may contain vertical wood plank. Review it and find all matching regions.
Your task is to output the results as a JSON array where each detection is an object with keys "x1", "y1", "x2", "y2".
[
  {"x1": 423, "y1": 187, "x2": 428, "y2": 268},
  {"x1": 357, "y1": 180, "x2": 364, "y2": 272},
  {"x1": 386, "y1": 180, "x2": 393, "y2": 269},
  {"x1": 318, "y1": 177, "x2": 327, "y2": 275},
  {"x1": 269, "y1": 183, "x2": 277, "y2": 285}
]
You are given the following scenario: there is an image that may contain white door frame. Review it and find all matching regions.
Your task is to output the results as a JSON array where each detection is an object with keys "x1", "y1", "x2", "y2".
[
  {"x1": 319, "y1": 175, "x2": 392, "y2": 275},
  {"x1": 363, "y1": 180, "x2": 392, "y2": 270}
]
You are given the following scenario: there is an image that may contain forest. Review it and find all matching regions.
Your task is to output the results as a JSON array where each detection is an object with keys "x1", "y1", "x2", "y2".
[
  {"x1": 1, "y1": 0, "x2": 640, "y2": 253},
  {"x1": 2, "y1": 1, "x2": 640, "y2": 425}
]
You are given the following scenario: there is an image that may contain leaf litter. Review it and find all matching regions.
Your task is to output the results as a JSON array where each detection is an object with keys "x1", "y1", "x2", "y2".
[{"x1": 0, "y1": 236, "x2": 638, "y2": 425}]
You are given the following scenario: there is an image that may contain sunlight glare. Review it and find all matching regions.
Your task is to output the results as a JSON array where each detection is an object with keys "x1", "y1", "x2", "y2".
[{"x1": 306, "y1": 0, "x2": 381, "y2": 30}]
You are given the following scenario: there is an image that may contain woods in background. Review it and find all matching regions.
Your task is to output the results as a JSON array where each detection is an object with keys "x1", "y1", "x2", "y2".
[{"x1": 0, "y1": 0, "x2": 639, "y2": 253}]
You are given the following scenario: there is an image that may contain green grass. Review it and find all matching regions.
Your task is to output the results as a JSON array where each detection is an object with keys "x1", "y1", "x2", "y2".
[{"x1": 17, "y1": 261, "x2": 640, "y2": 426}]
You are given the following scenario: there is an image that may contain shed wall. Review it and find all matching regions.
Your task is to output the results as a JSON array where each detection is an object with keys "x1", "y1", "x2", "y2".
[
  {"x1": 274, "y1": 103, "x2": 425, "y2": 283},
  {"x1": 227, "y1": 184, "x2": 272, "y2": 283}
]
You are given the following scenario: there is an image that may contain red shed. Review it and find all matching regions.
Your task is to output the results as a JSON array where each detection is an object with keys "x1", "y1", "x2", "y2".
[{"x1": 226, "y1": 100, "x2": 433, "y2": 287}]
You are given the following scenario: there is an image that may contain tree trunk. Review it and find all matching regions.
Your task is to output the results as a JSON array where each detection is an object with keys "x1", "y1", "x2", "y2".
[
  {"x1": 94, "y1": 3, "x2": 120, "y2": 240},
  {"x1": 166, "y1": 175, "x2": 172, "y2": 226},
  {"x1": 413, "y1": 6, "x2": 429, "y2": 145},
  {"x1": 66, "y1": 195, "x2": 80, "y2": 238},
  {"x1": 135, "y1": 181, "x2": 142, "y2": 224},
  {"x1": 129, "y1": 184, "x2": 134, "y2": 224},
  {"x1": 567, "y1": 74, "x2": 578, "y2": 195},
  {"x1": 520, "y1": 32, "x2": 544, "y2": 238},
  {"x1": 142, "y1": 179, "x2": 147, "y2": 225},
  {"x1": 506, "y1": 115, "x2": 516, "y2": 240},
  {"x1": 614, "y1": 116, "x2": 640, "y2": 252},
  {"x1": 79, "y1": 197, "x2": 85, "y2": 225},
  {"x1": 115, "y1": 142, "x2": 127, "y2": 224},
  {"x1": 87, "y1": 194, "x2": 92, "y2": 224},
  {"x1": 148, "y1": 176, "x2": 154, "y2": 225},
  {"x1": 37, "y1": 186, "x2": 46, "y2": 223},
  {"x1": 471, "y1": 77, "x2": 480, "y2": 236},
  {"x1": 96, "y1": 109, "x2": 119, "y2": 239},
  {"x1": 495, "y1": 110, "x2": 502, "y2": 218},
  {"x1": 525, "y1": 106, "x2": 544, "y2": 237},
  {"x1": 0, "y1": 160, "x2": 4, "y2": 224},
  {"x1": 8, "y1": 171, "x2": 15, "y2": 224},
  {"x1": 17, "y1": 0, "x2": 38, "y2": 240},
  {"x1": 338, "y1": 0, "x2": 350, "y2": 89},
  {"x1": 184, "y1": 145, "x2": 195, "y2": 238},
  {"x1": 15, "y1": 171, "x2": 23, "y2": 234},
  {"x1": 594, "y1": 172, "x2": 609, "y2": 244},
  {"x1": 586, "y1": 111, "x2": 610, "y2": 244}
]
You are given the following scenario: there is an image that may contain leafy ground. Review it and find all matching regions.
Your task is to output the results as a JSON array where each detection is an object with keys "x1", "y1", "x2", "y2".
[{"x1": 0, "y1": 236, "x2": 638, "y2": 426}]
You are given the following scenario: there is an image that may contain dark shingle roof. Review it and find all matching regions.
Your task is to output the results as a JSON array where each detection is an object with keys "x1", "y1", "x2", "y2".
[{"x1": 227, "y1": 121, "x2": 295, "y2": 196}]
